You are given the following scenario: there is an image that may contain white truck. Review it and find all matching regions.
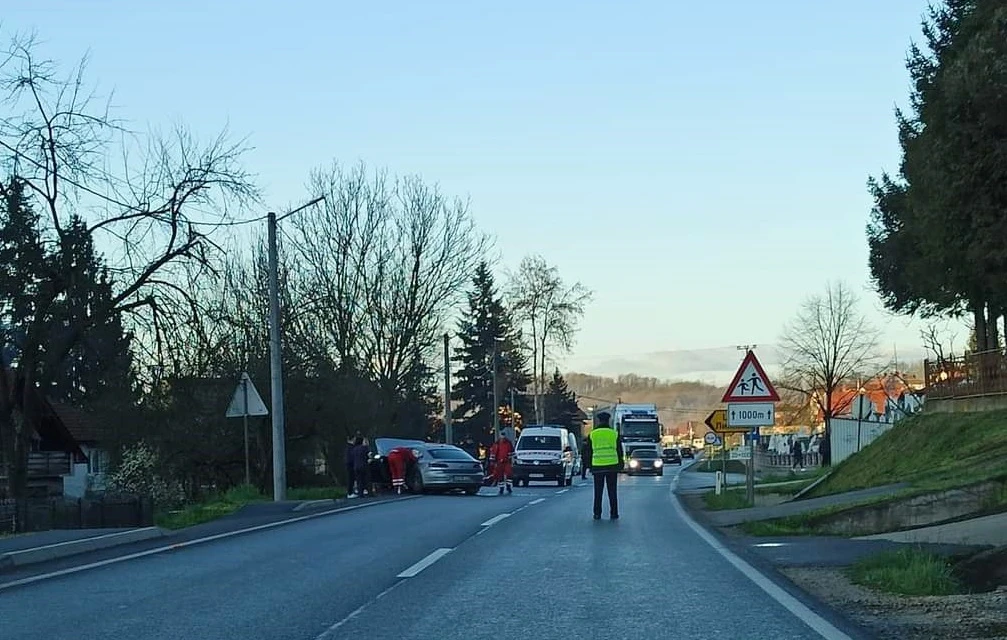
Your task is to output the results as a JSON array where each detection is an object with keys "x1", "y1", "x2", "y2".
[{"x1": 594, "y1": 403, "x2": 663, "y2": 465}]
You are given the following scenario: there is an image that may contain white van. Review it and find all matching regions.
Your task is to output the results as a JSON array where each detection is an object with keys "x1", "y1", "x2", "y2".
[{"x1": 513, "y1": 426, "x2": 575, "y2": 487}]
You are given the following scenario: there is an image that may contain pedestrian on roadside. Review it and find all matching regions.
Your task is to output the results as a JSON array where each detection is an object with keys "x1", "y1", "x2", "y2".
[
  {"x1": 583, "y1": 411, "x2": 624, "y2": 520},
  {"x1": 791, "y1": 438, "x2": 805, "y2": 471},
  {"x1": 351, "y1": 436, "x2": 371, "y2": 498},
  {"x1": 387, "y1": 446, "x2": 417, "y2": 495},
  {"x1": 489, "y1": 433, "x2": 514, "y2": 495},
  {"x1": 581, "y1": 437, "x2": 590, "y2": 479},
  {"x1": 345, "y1": 435, "x2": 357, "y2": 498}
]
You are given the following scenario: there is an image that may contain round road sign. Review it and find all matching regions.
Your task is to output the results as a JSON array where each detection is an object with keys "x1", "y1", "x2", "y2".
[{"x1": 704, "y1": 431, "x2": 718, "y2": 445}]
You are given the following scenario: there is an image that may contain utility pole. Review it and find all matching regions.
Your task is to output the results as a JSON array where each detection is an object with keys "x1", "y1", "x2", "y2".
[
  {"x1": 267, "y1": 211, "x2": 286, "y2": 502},
  {"x1": 492, "y1": 342, "x2": 500, "y2": 440},
  {"x1": 266, "y1": 196, "x2": 324, "y2": 502},
  {"x1": 444, "y1": 332, "x2": 452, "y2": 445},
  {"x1": 737, "y1": 344, "x2": 757, "y2": 506}
]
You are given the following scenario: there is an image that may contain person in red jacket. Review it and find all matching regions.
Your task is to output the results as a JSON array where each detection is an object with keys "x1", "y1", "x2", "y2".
[
  {"x1": 489, "y1": 434, "x2": 514, "y2": 495},
  {"x1": 387, "y1": 446, "x2": 417, "y2": 495}
]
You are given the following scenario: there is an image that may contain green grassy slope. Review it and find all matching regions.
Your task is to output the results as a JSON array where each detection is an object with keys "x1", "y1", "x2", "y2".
[{"x1": 809, "y1": 409, "x2": 1007, "y2": 497}]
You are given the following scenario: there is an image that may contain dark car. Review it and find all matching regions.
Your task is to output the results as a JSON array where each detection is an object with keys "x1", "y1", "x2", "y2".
[
  {"x1": 662, "y1": 447, "x2": 682, "y2": 465},
  {"x1": 680, "y1": 446, "x2": 695, "y2": 459},
  {"x1": 627, "y1": 449, "x2": 664, "y2": 476},
  {"x1": 369, "y1": 437, "x2": 426, "y2": 492}
]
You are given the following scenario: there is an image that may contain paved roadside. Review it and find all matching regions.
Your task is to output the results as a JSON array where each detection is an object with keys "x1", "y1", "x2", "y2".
[{"x1": 0, "y1": 493, "x2": 408, "y2": 578}]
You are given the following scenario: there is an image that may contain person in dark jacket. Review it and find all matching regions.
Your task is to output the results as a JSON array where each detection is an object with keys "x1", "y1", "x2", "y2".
[
  {"x1": 345, "y1": 435, "x2": 357, "y2": 498},
  {"x1": 583, "y1": 411, "x2": 624, "y2": 520},
  {"x1": 351, "y1": 437, "x2": 371, "y2": 498},
  {"x1": 581, "y1": 437, "x2": 590, "y2": 479}
]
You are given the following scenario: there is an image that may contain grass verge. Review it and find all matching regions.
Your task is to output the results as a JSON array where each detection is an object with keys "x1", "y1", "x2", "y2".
[
  {"x1": 740, "y1": 516, "x2": 821, "y2": 536},
  {"x1": 155, "y1": 484, "x2": 346, "y2": 530},
  {"x1": 690, "y1": 459, "x2": 749, "y2": 475},
  {"x1": 702, "y1": 490, "x2": 751, "y2": 510},
  {"x1": 809, "y1": 409, "x2": 1007, "y2": 498},
  {"x1": 848, "y1": 548, "x2": 965, "y2": 596}
]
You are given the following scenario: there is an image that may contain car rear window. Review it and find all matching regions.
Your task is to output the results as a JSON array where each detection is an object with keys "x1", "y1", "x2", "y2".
[
  {"x1": 632, "y1": 450, "x2": 658, "y2": 458},
  {"x1": 517, "y1": 435, "x2": 562, "y2": 450},
  {"x1": 428, "y1": 448, "x2": 473, "y2": 460}
]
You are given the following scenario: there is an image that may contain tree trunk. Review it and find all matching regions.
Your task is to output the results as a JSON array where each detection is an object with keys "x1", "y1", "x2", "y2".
[
  {"x1": 989, "y1": 304, "x2": 1002, "y2": 352},
  {"x1": 974, "y1": 300, "x2": 989, "y2": 352}
]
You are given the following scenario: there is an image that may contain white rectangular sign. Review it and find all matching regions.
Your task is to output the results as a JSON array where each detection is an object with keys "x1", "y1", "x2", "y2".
[
  {"x1": 729, "y1": 447, "x2": 752, "y2": 460},
  {"x1": 727, "y1": 402, "x2": 774, "y2": 427}
]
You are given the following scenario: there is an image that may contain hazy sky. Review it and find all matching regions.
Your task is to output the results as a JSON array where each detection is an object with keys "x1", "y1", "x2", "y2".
[{"x1": 6, "y1": 1, "x2": 963, "y2": 379}]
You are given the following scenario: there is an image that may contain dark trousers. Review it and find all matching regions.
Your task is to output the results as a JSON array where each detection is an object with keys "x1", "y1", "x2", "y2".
[
  {"x1": 592, "y1": 471, "x2": 618, "y2": 517},
  {"x1": 355, "y1": 468, "x2": 369, "y2": 495},
  {"x1": 346, "y1": 464, "x2": 356, "y2": 494}
]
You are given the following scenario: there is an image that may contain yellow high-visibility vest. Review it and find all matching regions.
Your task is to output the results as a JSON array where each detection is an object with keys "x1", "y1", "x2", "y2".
[{"x1": 590, "y1": 427, "x2": 619, "y2": 467}]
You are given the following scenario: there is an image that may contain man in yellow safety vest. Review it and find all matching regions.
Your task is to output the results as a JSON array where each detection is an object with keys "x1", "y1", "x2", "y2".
[{"x1": 584, "y1": 411, "x2": 624, "y2": 520}]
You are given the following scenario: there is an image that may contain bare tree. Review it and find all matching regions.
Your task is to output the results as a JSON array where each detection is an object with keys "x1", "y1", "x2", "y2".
[
  {"x1": 778, "y1": 281, "x2": 881, "y2": 465},
  {"x1": 290, "y1": 163, "x2": 490, "y2": 414},
  {"x1": 507, "y1": 254, "x2": 592, "y2": 423},
  {"x1": 0, "y1": 34, "x2": 256, "y2": 519},
  {"x1": 920, "y1": 321, "x2": 958, "y2": 367}
]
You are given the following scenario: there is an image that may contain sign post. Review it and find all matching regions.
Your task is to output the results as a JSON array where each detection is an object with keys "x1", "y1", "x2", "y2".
[
  {"x1": 226, "y1": 372, "x2": 270, "y2": 486},
  {"x1": 721, "y1": 350, "x2": 780, "y2": 506}
]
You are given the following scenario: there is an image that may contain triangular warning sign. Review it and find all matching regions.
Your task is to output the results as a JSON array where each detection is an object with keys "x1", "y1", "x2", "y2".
[
  {"x1": 721, "y1": 351, "x2": 780, "y2": 403},
  {"x1": 226, "y1": 372, "x2": 269, "y2": 417}
]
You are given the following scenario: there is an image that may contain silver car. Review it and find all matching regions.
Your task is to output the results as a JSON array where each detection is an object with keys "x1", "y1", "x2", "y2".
[{"x1": 411, "y1": 444, "x2": 484, "y2": 495}]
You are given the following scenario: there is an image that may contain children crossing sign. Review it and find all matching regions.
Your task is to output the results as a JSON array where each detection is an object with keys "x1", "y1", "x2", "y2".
[{"x1": 721, "y1": 350, "x2": 780, "y2": 403}]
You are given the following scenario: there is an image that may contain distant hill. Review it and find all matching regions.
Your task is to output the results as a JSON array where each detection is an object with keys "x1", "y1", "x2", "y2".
[{"x1": 565, "y1": 372, "x2": 723, "y2": 435}]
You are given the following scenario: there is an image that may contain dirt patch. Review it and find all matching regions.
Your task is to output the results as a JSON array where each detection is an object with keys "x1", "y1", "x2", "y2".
[{"x1": 784, "y1": 567, "x2": 1007, "y2": 639}]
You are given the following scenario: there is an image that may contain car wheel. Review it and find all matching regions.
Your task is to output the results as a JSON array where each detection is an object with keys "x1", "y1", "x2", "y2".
[
  {"x1": 557, "y1": 477, "x2": 565, "y2": 487},
  {"x1": 410, "y1": 470, "x2": 425, "y2": 494}
]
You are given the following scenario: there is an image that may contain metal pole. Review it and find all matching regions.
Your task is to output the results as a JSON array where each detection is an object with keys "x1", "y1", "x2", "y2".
[
  {"x1": 492, "y1": 344, "x2": 500, "y2": 440},
  {"x1": 267, "y1": 211, "x2": 286, "y2": 501},
  {"x1": 242, "y1": 378, "x2": 250, "y2": 486},
  {"x1": 443, "y1": 332, "x2": 452, "y2": 445},
  {"x1": 746, "y1": 429, "x2": 755, "y2": 505}
]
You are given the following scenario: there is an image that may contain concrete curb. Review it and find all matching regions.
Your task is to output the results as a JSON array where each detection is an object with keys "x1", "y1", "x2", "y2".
[
  {"x1": 292, "y1": 499, "x2": 339, "y2": 512},
  {"x1": 0, "y1": 527, "x2": 165, "y2": 571}
]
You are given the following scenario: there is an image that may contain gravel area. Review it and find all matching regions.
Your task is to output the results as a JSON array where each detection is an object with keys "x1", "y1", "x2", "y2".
[{"x1": 783, "y1": 567, "x2": 1007, "y2": 639}]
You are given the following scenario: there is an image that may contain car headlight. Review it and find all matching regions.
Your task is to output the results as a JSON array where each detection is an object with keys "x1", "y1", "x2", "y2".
[
  {"x1": 629, "y1": 460, "x2": 639, "y2": 468},
  {"x1": 655, "y1": 460, "x2": 663, "y2": 467}
]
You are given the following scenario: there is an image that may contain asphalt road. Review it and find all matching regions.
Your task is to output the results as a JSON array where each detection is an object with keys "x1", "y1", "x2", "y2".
[{"x1": 0, "y1": 467, "x2": 856, "y2": 640}]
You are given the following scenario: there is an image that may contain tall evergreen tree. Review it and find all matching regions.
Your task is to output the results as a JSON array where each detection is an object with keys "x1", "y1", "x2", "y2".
[
  {"x1": 452, "y1": 262, "x2": 532, "y2": 445},
  {"x1": 543, "y1": 369, "x2": 581, "y2": 431},
  {"x1": 0, "y1": 177, "x2": 49, "y2": 366},
  {"x1": 44, "y1": 216, "x2": 135, "y2": 405}
]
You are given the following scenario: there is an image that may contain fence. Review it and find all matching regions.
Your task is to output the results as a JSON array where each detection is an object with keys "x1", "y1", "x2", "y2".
[
  {"x1": 755, "y1": 450, "x2": 822, "y2": 471},
  {"x1": 0, "y1": 495, "x2": 153, "y2": 534},
  {"x1": 829, "y1": 417, "x2": 895, "y2": 466},
  {"x1": 925, "y1": 349, "x2": 1007, "y2": 399}
]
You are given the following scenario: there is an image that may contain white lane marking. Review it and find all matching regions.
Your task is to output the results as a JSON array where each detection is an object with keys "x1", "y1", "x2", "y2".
[
  {"x1": 0, "y1": 496, "x2": 419, "y2": 592},
  {"x1": 670, "y1": 477, "x2": 853, "y2": 640},
  {"x1": 316, "y1": 579, "x2": 405, "y2": 639},
  {"x1": 395, "y1": 547, "x2": 453, "y2": 579},
  {"x1": 480, "y1": 513, "x2": 511, "y2": 527},
  {"x1": 529, "y1": 498, "x2": 546, "y2": 505},
  {"x1": 556, "y1": 489, "x2": 569, "y2": 495}
]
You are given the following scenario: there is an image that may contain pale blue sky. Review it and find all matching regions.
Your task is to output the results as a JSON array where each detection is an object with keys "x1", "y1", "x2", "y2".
[{"x1": 7, "y1": 1, "x2": 961, "y2": 378}]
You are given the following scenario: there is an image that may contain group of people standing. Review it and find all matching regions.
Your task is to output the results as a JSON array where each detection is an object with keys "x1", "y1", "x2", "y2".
[{"x1": 344, "y1": 435, "x2": 418, "y2": 498}]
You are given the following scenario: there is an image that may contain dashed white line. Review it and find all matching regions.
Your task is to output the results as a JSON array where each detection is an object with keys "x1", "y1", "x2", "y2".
[
  {"x1": 528, "y1": 498, "x2": 546, "y2": 505},
  {"x1": 395, "y1": 547, "x2": 453, "y2": 579},
  {"x1": 480, "y1": 513, "x2": 512, "y2": 527},
  {"x1": 556, "y1": 489, "x2": 569, "y2": 495},
  {"x1": 315, "y1": 579, "x2": 405, "y2": 639},
  {"x1": 670, "y1": 476, "x2": 853, "y2": 640}
]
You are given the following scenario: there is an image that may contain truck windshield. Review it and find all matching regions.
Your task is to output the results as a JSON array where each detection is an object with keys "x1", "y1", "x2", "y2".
[{"x1": 621, "y1": 422, "x2": 659, "y2": 438}]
